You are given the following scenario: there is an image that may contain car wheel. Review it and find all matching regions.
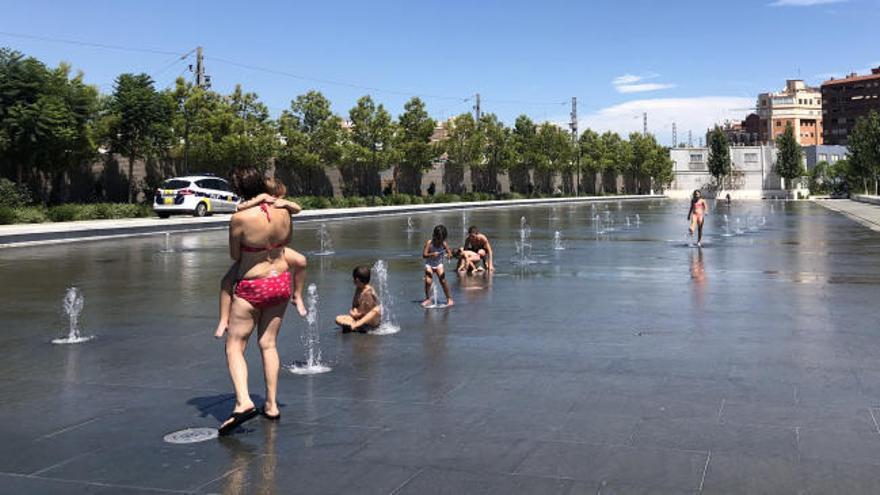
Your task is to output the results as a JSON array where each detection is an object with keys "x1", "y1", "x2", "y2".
[
  {"x1": 194, "y1": 202, "x2": 208, "y2": 217},
  {"x1": 158, "y1": 212, "x2": 170, "y2": 219}
]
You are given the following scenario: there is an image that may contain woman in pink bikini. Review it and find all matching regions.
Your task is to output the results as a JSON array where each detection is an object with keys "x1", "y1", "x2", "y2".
[
  {"x1": 687, "y1": 189, "x2": 708, "y2": 247},
  {"x1": 219, "y1": 166, "x2": 294, "y2": 435}
]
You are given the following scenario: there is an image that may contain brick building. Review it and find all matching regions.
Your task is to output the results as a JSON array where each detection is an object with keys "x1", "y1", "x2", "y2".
[
  {"x1": 757, "y1": 80, "x2": 823, "y2": 145},
  {"x1": 821, "y1": 67, "x2": 880, "y2": 145}
]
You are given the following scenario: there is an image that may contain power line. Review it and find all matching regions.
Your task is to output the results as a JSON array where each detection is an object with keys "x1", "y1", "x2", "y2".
[
  {"x1": 0, "y1": 30, "x2": 185, "y2": 57},
  {"x1": 208, "y1": 55, "x2": 469, "y2": 102}
]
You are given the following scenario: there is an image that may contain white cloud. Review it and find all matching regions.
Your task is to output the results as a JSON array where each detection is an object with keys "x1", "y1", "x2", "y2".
[
  {"x1": 576, "y1": 96, "x2": 755, "y2": 146},
  {"x1": 612, "y1": 72, "x2": 673, "y2": 94},
  {"x1": 612, "y1": 74, "x2": 642, "y2": 85},
  {"x1": 769, "y1": 0, "x2": 846, "y2": 6},
  {"x1": 616, "y1": 83, "x2": 677, "y2": 94}
]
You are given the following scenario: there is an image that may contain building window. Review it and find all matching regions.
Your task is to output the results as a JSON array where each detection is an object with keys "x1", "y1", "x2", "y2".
[
  {"x1": 776, "y1": 121, "x2": 782, "y2": 127},
  {"x1": 689, "y1": 154, "x2": 703, "y2": 163},
  {"x1": 831, "y1": 155, "x2": 839, "y2": 162},
  {"x1": 819, "y1": 153, "x2": 828, "y2": 162},
  {"x1": 744, "y1": 153, "x2": 758, "y2": 163}
]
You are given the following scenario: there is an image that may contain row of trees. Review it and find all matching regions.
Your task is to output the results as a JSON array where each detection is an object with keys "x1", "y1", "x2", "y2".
[
  {"x1": 1, "y1": 48, "x2": 671, "y2": 203},
  {"x1": 707, "y1": 114, "x2": 880, "y2": 195}
]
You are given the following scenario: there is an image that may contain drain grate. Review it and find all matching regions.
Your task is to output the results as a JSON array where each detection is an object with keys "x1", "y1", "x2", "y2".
[{"x1": 163, "y1": 427, "x2": 217, "y2": 444}]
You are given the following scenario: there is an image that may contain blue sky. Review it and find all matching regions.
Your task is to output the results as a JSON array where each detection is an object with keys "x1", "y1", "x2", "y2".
[{"x1": 1, "y1": 0, "x2": 878, "y2": 144}]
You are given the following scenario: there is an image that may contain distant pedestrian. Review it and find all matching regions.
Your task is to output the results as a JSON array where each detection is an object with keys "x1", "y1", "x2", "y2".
[
  {"x1": 687, "y1": 189, "x2": 708, "y2": 247},
  {"x1": 427, "y1": 182, "x2": 436, "y2": 196}
]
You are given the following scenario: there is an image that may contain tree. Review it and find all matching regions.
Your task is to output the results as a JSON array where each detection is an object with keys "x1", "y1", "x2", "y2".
[
  {"x1": 848, "y1": 111, "x2": 880, "y2": 195},
  {"x1": 394, "y1": 97, "x2": 437, "y2": 195},
  {"x1": 104, "y1": 73, "x2": 172, "y2": 202},
  {"x1": 774, "y1": 122, "x2": 804, "y2": 191},
  {"x1": 277, "y1": 90, "x2": 342, "y2": 196},
  {"x1": 598, "y1": 131, "x2": 629, "y2": 193},
  {"x1": 0, "y1": 49, "x2": 98, "y2": 199},
  {"x1": 535, "y1": 123, "x2": 574, "y2": 194},
  {"x1": 443, "y1": 113, "x2": 481, "y2": 194},
  {"x1": 706, "y1": 127, "x2": 732, "y2": 189},
  {"x1": 510, "y1": 115, "x2": 538, "y2": 194},
  {"x1": 472, "y1": 113, "x2": 513, "y2": 194},
  {"x1": 578, "y1": 129, "x2": 602, "y2": 193},
  {"x1": 341, "y1": 95, "x2": 395, "y2": 196}
]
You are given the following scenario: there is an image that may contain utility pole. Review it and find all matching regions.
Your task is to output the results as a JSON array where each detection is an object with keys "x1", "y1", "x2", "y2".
[
  {"x1": 642, "y1": 112, "x2": 648, "y2": 136},
  {"x1": 195, "y1": 46, "x2": 206, "y2": 88},
  {"x1": 183, "y1": 46, "x2": 211, "y2": 176},
  {"x1": 672, "y1": 122, "x2": 677, "y2": 148},
  {"x1": 473, "y1": 93, "x2": 481, "y2": 122},
  {"x1": 688, "y1": 130, "x2": 693, "y2": 148},
  {"x1": 570, "y1": 97, "x2": 579, "y2": 195}
]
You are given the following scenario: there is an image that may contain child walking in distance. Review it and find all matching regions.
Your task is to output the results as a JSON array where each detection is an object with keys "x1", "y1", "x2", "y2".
[
  {"x1": 422, "y1": 225, "x2": 454, "y2": 307},
  {"x1": 687, "y1": 189, "x2": 708, "y2": 247},
  {"x1": 335, "y1": 266, "x2": 382, "y2": 333},
  {"x1": 214, "y1": 179, "x2": 308, "y2": 339}
]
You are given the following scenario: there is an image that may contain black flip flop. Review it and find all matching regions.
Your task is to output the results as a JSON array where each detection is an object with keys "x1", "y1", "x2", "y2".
[
  {"x1": 218, "y1": 407, "x2": 258, "y2": 436},
  {"x1": 261, "y1": 408, "x2": 280, "y2": 421}
]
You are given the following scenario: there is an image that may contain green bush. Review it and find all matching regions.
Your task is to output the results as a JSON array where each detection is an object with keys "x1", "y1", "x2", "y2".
[
  {"x1": 0, "y1": 206, "x2": 16, "y2": 224},
  {"x1": 47, "y1": 204, "x2": 81, "y2": 222},
  {"x1": 386, "y1": 194, "x2": 412, "y2": 206},
  {"x1": 430, "y1": 193, "x2": 461, "y2": 204},
  {"x1": 345, "y1": 196, "x2": 367, "y2": 208},
  {"x1": 0, "y1": 179, "x2": 33, "y2": 208},
  {"x1": 0, "y1": 206, "x2": 48, "y2": 224}
]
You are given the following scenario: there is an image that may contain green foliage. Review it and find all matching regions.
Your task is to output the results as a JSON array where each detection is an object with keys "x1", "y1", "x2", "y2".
[
  {"x1": 706, "y1": 127, "x2": 732, "y2": 186},
  {"x1": 808, "y1": 161, "x2": 832, "y2": 195},
  {"x1": 848, "y1": 111, "x2": 880, "y2": 195},
  {"x1": 444, "y1": 113, "x2": 482, "y2": 169},
  {"x1": 46, "y1": 203, "x2": 151, "y2": 221},
  {"x1": 0, "y1": 177, "x2": 33, "y2": 207},
  {"x1": 276, "y1": 90, "x2": 342, "y2": 194},
  {"x1": 103, "y1": 73, "x2": 172, "y2": 202},
  {"x1": 341, "y1": 95, "x2": 396, "y2": 196},
  {"x1": 0, "y1": 206, "x2": 47, "y2": 224},
  {"x1": 774, "y1": 122, "x2": 804, "y2": 187},
  {"x1": 0, "y1": 48, "x2": 98, "y2": 191},
  {"x1": 395, "y1": 97, "x2": 438, "y2": 194}
]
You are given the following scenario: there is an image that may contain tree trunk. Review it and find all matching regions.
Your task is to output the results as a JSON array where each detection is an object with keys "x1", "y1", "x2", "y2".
[
  {"x1": 128, "y1": 153, "x2": 136, "y2": 203},
  {"x1": 16, "y1": 162, "x2": 23, "y2": 186}
]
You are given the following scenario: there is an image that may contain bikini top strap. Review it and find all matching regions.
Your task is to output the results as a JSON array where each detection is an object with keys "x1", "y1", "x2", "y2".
[{"x1": 260, "y1": 203, "x2": 271, "y2": 222}]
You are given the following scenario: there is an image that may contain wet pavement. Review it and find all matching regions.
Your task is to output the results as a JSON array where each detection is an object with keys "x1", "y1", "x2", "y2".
[{"x1": 1, "y1": 199, "x2": 880, "y2": 494}]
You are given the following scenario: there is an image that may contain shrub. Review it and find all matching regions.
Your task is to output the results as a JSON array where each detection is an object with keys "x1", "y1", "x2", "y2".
[
  {"x1": 410, "y1": 196, "x2": 424, "y2": 205},
  {"x1": 430, "y1": 193, "x2": 461, "y2": 204},
  {"x1": 5, "y1": 206, "x2": 48, "y2": 223},
  {"x1": 386, "y1": 194, "x2": 413, "y2": 206},
  {"x1": 0, "y1": 178, "x2": 33, "y2": 208},
  {"x1": 47, "y1": 204, "x2": 81, "y2": 222},
  {"x1": 0, "y1": 206, "x2": 15, "y2": 224},
  {"x1": 345, "y1": 196, "x2": 367, "y2": 208}
]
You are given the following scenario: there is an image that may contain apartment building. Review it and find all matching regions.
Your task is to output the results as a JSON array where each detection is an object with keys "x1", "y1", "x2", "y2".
[
  {"x1": 821, "y1": 67, "x2": 880, "y2": 145},
  {"x1": 757, "y1": 80, "x2": 823, "y2": 146}
]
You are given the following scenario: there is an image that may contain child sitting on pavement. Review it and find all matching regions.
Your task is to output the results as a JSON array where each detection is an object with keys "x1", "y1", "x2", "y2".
[{"x1": 335, "y1": 265, "x2": 382, "y2": 333}]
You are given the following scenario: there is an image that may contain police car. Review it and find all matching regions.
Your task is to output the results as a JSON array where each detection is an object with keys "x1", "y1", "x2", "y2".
[{"x1": 153, "y1": 175, "x2": 239, "y2": 218}]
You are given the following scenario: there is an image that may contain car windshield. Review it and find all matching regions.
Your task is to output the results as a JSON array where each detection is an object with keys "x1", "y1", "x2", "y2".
[{"x1": 162, "y1": 180, "x2": 191, "y2": 190}]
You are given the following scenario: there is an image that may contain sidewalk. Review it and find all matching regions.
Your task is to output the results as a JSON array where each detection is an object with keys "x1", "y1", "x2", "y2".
[
  {"x1": 0, "y1": 194, "x2": 663, "y2": 248},
  {"x1": 813, "y1": 198, "x2": 880, "y2": 232}
]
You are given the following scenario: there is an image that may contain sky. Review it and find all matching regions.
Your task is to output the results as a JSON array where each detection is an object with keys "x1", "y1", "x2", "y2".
[{"x1": 1, "y1": 0, "x2": 878, "y2": 145}]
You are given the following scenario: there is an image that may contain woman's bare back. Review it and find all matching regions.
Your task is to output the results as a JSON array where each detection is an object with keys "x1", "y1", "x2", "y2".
[{"x1": 232, "y1": 206, "x2": 291, "y2": 280}]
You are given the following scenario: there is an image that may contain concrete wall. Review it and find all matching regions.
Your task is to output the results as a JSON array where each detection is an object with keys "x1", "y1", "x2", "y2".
[{"x1": 670, "y1": 145, "x2": 784, "y2": 198}]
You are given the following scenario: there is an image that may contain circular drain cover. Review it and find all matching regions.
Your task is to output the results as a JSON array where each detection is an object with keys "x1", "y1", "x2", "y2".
[{"x1": 163, "y1": 427, "x2": 217, "y2": 444}]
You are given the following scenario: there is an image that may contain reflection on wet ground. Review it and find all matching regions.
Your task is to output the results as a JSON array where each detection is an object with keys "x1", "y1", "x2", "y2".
[{"x1": 1, "y1": 199, "x2": 880, "y2": 493}]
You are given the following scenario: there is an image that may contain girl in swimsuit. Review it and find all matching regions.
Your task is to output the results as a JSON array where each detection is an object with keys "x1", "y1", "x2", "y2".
[
  {"x1": 688, "y1": 189, "x2": 708, "y2": 247},
  {"x1": 215, "y1": 179, "x2": 307, "y2": 338},
  {"x1": 218, "y1": 166, "x2": 295, "y2": 435},
  {"x1": 422, "y1": 225, "x2": 454, "y2": 307}
]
